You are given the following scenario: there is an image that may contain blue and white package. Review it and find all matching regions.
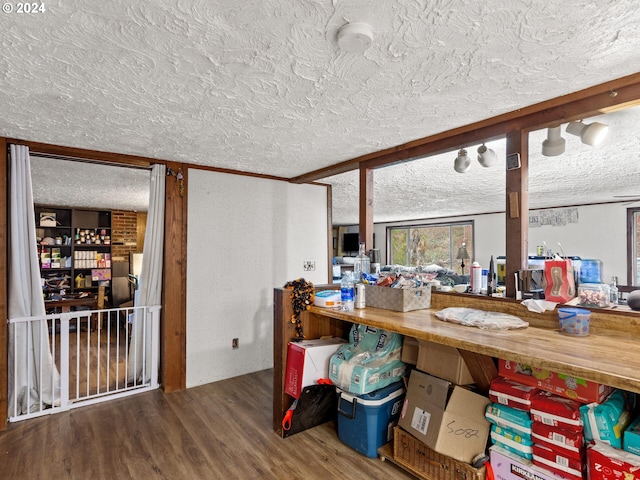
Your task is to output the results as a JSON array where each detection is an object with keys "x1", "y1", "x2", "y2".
[
  {"x1": 329, "y1": 324, "x2": 405, "y2": 395},
  {"x1": 486, "y1": 402, "x2": 533, "y2": 437},
  {"x1": 490, "y1": 424, "x2": 534, "y2": 460},
  {"x1": 580, "y1": 389, "x2": 634, "y2": 449}
]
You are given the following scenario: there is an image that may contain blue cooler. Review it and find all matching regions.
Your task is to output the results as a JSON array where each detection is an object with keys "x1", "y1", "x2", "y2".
[{"x1": 336, "y1": 382, "x2": 405, "y2": 458}]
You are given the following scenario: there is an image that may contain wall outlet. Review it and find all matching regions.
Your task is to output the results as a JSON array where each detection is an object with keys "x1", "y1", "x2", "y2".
[
  {"x1": 303, "y1": 261, "x2": 315, "y2": 271},
  {"x1": 232, "y1": 338, "x2": 239, "y2": 349}
]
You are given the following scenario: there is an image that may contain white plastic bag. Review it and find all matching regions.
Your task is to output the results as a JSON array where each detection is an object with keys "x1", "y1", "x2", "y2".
[{"x1": 435, "y1": 307, "x2": 529, "y2": 330}]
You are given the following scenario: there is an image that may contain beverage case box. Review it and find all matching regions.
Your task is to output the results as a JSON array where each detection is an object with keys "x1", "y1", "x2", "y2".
[
  {"x1": 284, "y1": 337, "x2": 346, "y2": 399},
  {"x1": 499, "y1": 359, "x2": 613, "y2": 404},
  {"x1": 398, "y1": 370, "x2": 490, "y2": 464}
]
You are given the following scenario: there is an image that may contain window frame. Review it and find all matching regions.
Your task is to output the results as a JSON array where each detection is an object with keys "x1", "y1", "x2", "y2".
[
  {"x1": 386, "y1": 220, "x2": 474, "y2": 271},
  {"x1": 628, "y1": 207, "x2": 640, "y2": 286}
]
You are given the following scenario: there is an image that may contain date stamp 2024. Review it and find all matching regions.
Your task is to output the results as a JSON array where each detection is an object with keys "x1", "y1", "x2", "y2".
[{"x1": 2, "y1": 3, "x2": 46, "y2": 14}]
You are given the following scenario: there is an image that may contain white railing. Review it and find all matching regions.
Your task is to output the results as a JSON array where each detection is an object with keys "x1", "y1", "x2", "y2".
[{"x1": 8, "y1": 304, "x2": 161, "y2": 422}]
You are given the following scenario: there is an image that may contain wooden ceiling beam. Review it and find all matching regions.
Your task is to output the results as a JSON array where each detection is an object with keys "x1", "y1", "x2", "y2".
[{"x1": 290, "y1": 72, "x2": 640, "y2": 184}]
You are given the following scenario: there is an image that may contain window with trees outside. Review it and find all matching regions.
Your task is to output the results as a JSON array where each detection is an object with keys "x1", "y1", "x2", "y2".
[
  {"x1": 628, "y1": 208, "x2": 640, "y2": 286},
  {"x1": 388, "y1": 221, "x2": 474, "y2": 272}
]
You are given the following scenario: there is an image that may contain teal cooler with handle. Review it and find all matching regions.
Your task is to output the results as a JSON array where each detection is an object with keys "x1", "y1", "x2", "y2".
[{"x1": 336, "y1": 382, "x2": 405, "y2": 458}]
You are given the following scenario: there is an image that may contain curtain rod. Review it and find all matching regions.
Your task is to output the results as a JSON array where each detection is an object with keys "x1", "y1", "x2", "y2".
[{"x1": 29, "y1": 151, "x2": 152, "y2": 171}]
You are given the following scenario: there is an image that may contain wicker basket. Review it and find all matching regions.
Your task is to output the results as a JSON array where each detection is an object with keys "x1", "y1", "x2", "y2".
[
  {"x1": 365, "y1": 285, "x2": 431, "y2": 312},
  {"x1": 393, "y1": 427, "x2": 486, "y2": 480}
]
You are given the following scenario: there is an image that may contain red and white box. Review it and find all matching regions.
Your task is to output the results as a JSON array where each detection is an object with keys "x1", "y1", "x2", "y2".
[
  {"x1": 499, "y1": 359, "x2": 613, "y2": 404},
  {"x1": 489, "y1": 376, "x2": 540, "y2": 411},
  {"x1": 533, "y1": 443, "x2": 585, "y2": 480},
  {"x1": 284, "y1": 338, "x2": 346, "y2": 399},
  {"x1": 531, "y1": 421, "x2": 584, "y2": 461},
  {"x1": 530, "y1": 391, "x2": 583, "y2": 432},
  {"x1": 587, "y1": 441, "x2": 640, "y2": 480}
]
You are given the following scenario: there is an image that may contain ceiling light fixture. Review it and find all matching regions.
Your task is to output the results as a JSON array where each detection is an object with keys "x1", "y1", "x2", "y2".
[
  {"x1": 454, "y1": 149, "x2": 471, "y2": 173},
  {"x1": 337, "y1": 22, "x2": 373, "y2": 53},
  {"x1": 477, "y1": 144, "x2": 497, "y2": 167},
  {"x1": 566, "y1": 120, "x2": 609, "y2": 147},
  {"x1": 541, "y1": 126, "x2": 566, "y2": 156}
]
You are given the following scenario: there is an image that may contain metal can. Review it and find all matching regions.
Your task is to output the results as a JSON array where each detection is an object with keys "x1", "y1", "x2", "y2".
[
  {"x1": 355, "y1": 283, "x2": 366, "y2": 309},
  {"x1": 537, "y1": 245, "x2": 544, "y2": 256}
]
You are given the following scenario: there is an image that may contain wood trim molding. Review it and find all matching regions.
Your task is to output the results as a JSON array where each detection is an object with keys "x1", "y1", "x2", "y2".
[
  {"x1": 289, "y1": 73, "x2": 640, "y2": 183},
  {"x1": 162, "y1": 162, "x2": 187, "y2": 392}
]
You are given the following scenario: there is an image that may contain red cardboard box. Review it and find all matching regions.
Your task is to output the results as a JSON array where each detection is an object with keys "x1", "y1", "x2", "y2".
[
  {"x1": 588, "y1": 441, "x2": 640, "y2": 480},
  {"x1": 489, "y1": 376, "x2": 540, "y2": 411},
  {"x1": 530, "y1": 391, "x2": 583, "y2": 432},
  {"x1": 499, "y1": 359, "x2": 613, "y2": 404},
  {"x1": 284, "y1": 338, "x2": 346, "y2": 399},
  {"x1": 531, "y1": 421, "x2": 584, "y2": 461}
]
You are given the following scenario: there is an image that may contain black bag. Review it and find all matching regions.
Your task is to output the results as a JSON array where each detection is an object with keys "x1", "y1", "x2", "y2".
[{"x1": 283, "y1": 384, "x2": 337, "y2": 437}]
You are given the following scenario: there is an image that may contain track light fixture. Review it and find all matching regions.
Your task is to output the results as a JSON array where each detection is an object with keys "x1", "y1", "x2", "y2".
[
  {"x1": 566, "y1": 120, "x2": 609, "y2": 147},
  {"x1": 541, "y1": 125, "x2": 566, "y2": 156},
  {"x1": 477, "y1": 144, "x2": 497, "y2": 167},
  {"x1": 453, "y1": 149, "x2": 471, "y2": 173}
]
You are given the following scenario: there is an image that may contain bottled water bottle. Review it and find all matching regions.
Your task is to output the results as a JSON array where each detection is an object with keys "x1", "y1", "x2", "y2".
[
  {"x1": 353, "y1": 242, "x2": 371, "y2": 281},
  {"x1": 341, "y1": 271, "x2": 355, "y2": 311}
]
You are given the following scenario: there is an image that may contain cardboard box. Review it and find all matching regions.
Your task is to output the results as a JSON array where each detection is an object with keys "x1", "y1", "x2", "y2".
[
  {"x1": 394, "y1": 426, "x2": 486, "y2": 480},
  {"x1": 499, "y1": 358, "x2": 613, "y2": 404},
  {"x1": 364, "y1": 284, "x2": 431, "y2": 312},
  {"x1": 417, "y1": 339, "x2": 474, "y2": 385},
  {"x1": 401, "y1": 336, "x2": 419, "y2": 365},
  {"x1": 490, "y1": 445, "x2": 563, "y2": 480},
  {"x1": 588, "y1": 441, "x2": 640, "y2": 480},
  {"x1": 284, "y1": 338, "x2": 346, "y2": 399},
  {"x1": 398, "y1": 370, "x2": 490, "y2": 463}
]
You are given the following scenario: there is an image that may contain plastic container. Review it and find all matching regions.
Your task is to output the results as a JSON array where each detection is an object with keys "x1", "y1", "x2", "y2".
[
  {"x1": 336, "y1": 382, "x2": 405, "y2": 458},
  {"x1": 558, "y1": 307, "x2": 591, "y2": 336},
  {"x1": 340, "y1": 271, "x2": 355, "y2": 311},
  {"x1": 578, "y1": 283, "x2": 610, "y2": 308},
  {"x1": 580, "y1": 259, "x2": 603, "y2": 284}
]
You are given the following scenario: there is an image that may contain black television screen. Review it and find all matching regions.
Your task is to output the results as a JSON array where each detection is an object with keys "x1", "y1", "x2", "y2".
[{"x1": 342, "y1": 233, "x2": 360, "y2": 254}]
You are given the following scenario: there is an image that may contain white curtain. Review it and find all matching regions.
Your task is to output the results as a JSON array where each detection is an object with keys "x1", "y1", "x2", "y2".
[
  {"x1": 8, "y1": 144, "x2": 61, "y2": 415},
  {"x1": 128, "y1": 164, "x2": 165, "y2": 382}
]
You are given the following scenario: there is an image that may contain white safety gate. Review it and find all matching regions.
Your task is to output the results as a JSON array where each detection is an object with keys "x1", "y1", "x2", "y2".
[{"x1": 8, "y1": 304, "x2": 161, "y2": 422}]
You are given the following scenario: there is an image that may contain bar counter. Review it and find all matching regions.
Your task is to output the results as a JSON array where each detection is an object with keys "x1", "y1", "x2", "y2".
[{"x1": 273, "y1": 288, "x2": 640, "y2": 437}]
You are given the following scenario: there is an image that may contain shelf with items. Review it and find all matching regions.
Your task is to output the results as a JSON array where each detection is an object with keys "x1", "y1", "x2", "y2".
[{"x1": 35, "y1": 206, "x2": 113, "y2": 297}]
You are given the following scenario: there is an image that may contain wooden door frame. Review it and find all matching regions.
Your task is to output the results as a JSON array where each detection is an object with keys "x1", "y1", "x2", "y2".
[{"x1": 0, "y1": 141, "x2": 187, "y2": 431}]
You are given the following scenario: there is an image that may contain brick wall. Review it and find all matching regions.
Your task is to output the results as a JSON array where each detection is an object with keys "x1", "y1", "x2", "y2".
[{"x1": 111, "y1": 210, "x2": 142, "y2": 262}]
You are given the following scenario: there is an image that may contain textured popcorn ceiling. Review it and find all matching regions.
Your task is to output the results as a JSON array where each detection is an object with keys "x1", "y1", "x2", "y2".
[{"x1": 2, "y1": 1, "x2": 640, "y2": 221}]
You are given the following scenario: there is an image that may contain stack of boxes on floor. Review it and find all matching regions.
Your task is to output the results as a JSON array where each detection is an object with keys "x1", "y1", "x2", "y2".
[
  {"x1": 394, "y1": 337, "x2": 493, "y2": 479},
  {"x1": 489, "y1": 359, "x2": 640, "y2": 480}
]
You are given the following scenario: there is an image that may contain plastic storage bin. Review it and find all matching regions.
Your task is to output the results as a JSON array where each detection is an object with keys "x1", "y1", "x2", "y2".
[
  {"x1": 558, "y1": 307, "x2": 591, "y2": 336},
  {"x1": 336, "y1": 382, "x2": 405, "y2": 458},
  {"x1": 580, "y1": 259, "x2": 603, "y2": 284}
]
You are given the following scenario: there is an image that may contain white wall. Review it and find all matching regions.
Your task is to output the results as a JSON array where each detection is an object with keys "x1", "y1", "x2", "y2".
[
  {"x1": 186, "y1": 169, "x2": 329, "y2": 388},
  {"x1": 363, "y1": 203, "x2": 632, "y2": 283}
]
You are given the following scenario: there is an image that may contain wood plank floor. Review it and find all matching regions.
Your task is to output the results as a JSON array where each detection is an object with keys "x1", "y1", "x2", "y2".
[{"x1": 0, "y1": 369, "x2": 415, "y2": 479}]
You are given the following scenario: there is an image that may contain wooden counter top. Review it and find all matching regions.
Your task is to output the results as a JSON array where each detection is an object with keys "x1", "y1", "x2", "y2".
[{"x1": 307, "y1": 302, "x2": 640, "y2": 395}]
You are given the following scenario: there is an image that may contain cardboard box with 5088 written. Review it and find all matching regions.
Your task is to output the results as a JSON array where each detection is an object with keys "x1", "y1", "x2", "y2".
[{"x1": 498, "y1": 359, "x2": 613, "y2": 404}]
